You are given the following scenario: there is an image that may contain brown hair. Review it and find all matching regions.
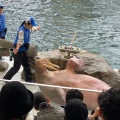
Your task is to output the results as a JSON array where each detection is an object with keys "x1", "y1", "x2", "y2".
[{"x1": 33, "y1": 92, "x2": 47, "y2": 110}]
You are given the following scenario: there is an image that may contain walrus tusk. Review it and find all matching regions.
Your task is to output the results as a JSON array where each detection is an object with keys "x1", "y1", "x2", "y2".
[
  {"x1": 39, "y1": 58, "x2": 60, "y2": 70},
  {"x1": 46, "y1": 61, "x2": 60, "y2": 69},
  {"x1": 44, "y1": 59, "x2": 60, "y2": 69},
  {"x1": 43, "y1": 64, "x2": 59, "y2": 71}
]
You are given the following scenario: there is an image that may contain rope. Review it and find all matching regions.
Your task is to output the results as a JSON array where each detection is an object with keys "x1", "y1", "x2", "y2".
[{"x1": 0, "y1": 79, "x2": 102, "y2": 93}]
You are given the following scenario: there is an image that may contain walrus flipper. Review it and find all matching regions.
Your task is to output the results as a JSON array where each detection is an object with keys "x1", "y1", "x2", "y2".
[{"x1": 56, "y1": 88, "x2": 66, "y2": 102}]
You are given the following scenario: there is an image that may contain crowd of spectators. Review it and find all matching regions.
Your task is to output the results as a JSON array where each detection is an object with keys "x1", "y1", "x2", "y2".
[{"x1": 0, "y1": 81, "x2": 119, "y2": 120}]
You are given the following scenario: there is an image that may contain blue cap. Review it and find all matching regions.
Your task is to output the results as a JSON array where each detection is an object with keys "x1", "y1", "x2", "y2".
[
  {"x1": 29, "y1": 17, "x2": 37, "y2": 26},
  {"x1": 0, "y1": 4, "x2": 3, "y2": 9},
  {"x1": 25, "y1": 17, "x2": 37, "y2": 26}
]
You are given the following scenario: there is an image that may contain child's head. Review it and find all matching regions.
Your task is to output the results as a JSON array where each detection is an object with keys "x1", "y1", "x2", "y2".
[{"x1": 33, "y1": 92, "x2": 49, "y2": 111}]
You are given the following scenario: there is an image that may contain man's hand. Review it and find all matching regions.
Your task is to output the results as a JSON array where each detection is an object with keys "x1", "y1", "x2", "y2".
[
  {"x1": 36, "y1": 26, "x2": 40, "y2": 30},
  {"x1": 14, "y1": 48, "x2": 19, "y2": 54}
]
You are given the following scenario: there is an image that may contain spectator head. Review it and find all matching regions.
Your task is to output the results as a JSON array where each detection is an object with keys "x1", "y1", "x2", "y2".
[
  {"x1": 0, "y1": 81, "x2": 34, "y2": 119},
  {"x1": 64, "y1": 98, "x2": 88, "y2": 120},
  {"x1": 34, "y1": 92, "x2": 50, "y2": 111},
  {"x1": 98, "y1": 87, "x2": 120, "y2": 120},
  {"x1": 65, "y1": 89, "x2": 84, "y2": 103}
]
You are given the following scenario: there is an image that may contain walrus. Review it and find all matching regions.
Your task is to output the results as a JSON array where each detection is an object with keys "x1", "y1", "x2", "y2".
[{"x1": 35, "y1": 57, "x2": 110, "y2": 110}]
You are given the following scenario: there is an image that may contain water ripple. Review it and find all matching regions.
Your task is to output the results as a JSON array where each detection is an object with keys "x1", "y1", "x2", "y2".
[{"x1": 1, "y1": 0, "x2": 120, "y2": 68}]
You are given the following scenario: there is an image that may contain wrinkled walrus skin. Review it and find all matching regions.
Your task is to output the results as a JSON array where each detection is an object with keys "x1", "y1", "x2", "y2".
[{"x1": 35, "y1": 57, "x2": 110, "y2": 110}]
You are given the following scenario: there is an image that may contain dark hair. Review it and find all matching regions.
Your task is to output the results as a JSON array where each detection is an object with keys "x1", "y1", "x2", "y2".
[
  {"x1": 98, "y1": 88, "x2": 120, "y2": 120},
  {"x1": 20, "y1": 21, "x2": 31, "y2": 27},
  {"x1": 0, "y1": 6, "x2": 3, "y2": 9},
  {"x1": 33, "y1": 92, "x2": 47, "y2": 110},
  {"x1": 66, "y1": 89, "x2": 84, "y2": 103},
  {"x1": 39, "y1": 102, "x2": 50, "y2": 111},
  {"x1": 20, "y1": 21, "x2": 25, "y2": 27},
  {"x1": 64, "y1": 98, "x2": 88, "y2": 120},
  {"x1": 0, "y1": 115, "x2": 27, "y2": 120}
]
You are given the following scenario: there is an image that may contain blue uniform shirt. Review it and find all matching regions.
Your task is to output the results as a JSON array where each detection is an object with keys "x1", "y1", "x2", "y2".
[
  {"x1": 0, "y1": 14, "x2": 6, "y2": 37},
  {"x1": 14, "y1": 25, "x2": 30, "y2": 51}
]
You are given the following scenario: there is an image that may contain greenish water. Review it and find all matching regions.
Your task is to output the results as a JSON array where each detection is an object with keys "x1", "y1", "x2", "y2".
[{"x1": 1, "y1": 0, "x2": 120, "y2": 69}]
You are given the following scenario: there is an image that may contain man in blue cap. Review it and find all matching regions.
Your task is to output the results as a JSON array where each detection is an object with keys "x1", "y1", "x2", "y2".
[
  {"x1": 3, "y1": 17, "x2": 40, "y2": 82},
  {"x1": 0, "y1": 4, "x2": 7, "y2": 60},
  {"x1": 0, "y1": 4, "x2": 7, "y2": 39}
]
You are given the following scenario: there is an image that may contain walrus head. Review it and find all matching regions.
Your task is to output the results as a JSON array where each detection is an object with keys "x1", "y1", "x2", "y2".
[
  {"x1": 70, "y1": 56, "x2": 84, "y2": 69},
  {"x1": 65, "y1": 56, "x2": 84, "y2": 71}
]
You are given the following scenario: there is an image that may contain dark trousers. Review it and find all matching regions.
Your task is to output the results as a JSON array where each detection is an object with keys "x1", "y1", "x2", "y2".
[
  {"x1": 0, "y1": 36, "x2": 5, "y2": 39},
  {"x1": 0, "y1": 36, "x2": 5, "y2": 60},
  {"x1": 3, "y1": 51, "x2": 32, "y2": 82}
]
